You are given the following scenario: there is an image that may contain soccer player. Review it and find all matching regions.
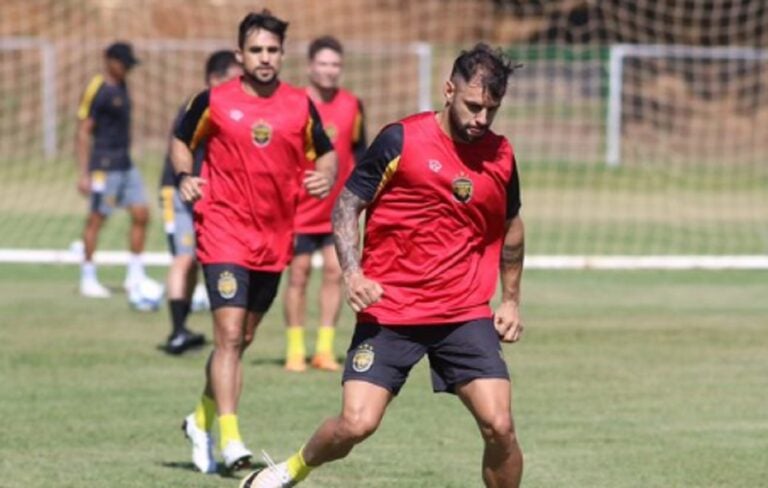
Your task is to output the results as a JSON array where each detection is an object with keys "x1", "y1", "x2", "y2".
[
  {"x1": 283, "y1": 36, "x2": 367, "y2": 373},
  {"x1": 159, "y1": 50, "x2": 243, "y2": 355},
  {"x1": 241, "y1": 43, "x2": 525, "y2": 488},
  {"x1": 76, "y1": 41, "x2": 151, "y2": 298},
  {"x1": 172, "y1": 11, "x2": 337, "y2": 473}
]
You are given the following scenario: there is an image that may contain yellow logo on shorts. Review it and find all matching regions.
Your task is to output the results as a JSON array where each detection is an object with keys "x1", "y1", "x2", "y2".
[
  {"x1": 451, "y1": 173, "x2": 473, "y2": 203},
  {"x1": 217, "y1": 271, "x2": 237, "y2": 299},
  {"x1": 181, "y1": 233, "x2": 194, "y2": 247},
  {"x1": 351, "y1": 344, "x2": 375, "y2": 373},
  {"x1": 251, "y1": 119, "x2": 272, "y2": 147}
]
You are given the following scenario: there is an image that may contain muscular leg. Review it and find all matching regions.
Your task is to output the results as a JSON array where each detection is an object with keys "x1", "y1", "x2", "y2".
[
  {"x1": 208, "y1": 306, "x2": 249, "y2": 415},
  {"x1": 167, "y1": 254, "x2": 196, "y2": 300},
  {"x1": 456, "y1": 378, "x2": 523, "y2": 488},
  {"x1": 82, "y1": 212, "x2": 105, "y2": 262},
  {"x1": 127, "y1": 204, "x2": 149, "y2": 254},
  {"x1": 283, "y1": 253, "x2": 312, "y2": 370},
  {"x1": 318, "y1": 244, "x2": 342, "y2": 329},
  {"x1": 302, "y1": 381, "x2": 392, "y2": 466}
]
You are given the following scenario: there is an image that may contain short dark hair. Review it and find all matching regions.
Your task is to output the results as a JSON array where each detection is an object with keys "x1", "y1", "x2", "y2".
[
  {"x1": 450, "y1": 43, "x2": 519, "y2": 100},
  {"x1": 205, "y1": 50, "x2": 238, "y2": 81},
  {"x1": 238, "y1": 9, "x2": 289, "y2": 48},
  {"x1": 308, "y1": 35, "x2": 343, "y2": 60}
]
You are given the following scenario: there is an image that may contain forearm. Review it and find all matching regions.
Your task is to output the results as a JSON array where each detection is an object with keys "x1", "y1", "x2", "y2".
[
  {"x1": 332, "y1": 188, "x2": 367, "y2": 276},
  {"x1": 315, "y1": 151, "x2": 338, "y2": 184},
  {"x1": 75, "y1": 126, "x2": 91, "y2": 175},
  {"x1": 170, "y1": 138, "x2": 194, "y2": 175},
  {"x1": 500, "y1": 216, "x2": 525, "y2": 304}
]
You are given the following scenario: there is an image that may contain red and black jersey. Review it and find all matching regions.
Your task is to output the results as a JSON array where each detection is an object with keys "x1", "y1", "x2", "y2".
[
  {"x1": 175, "y1": 78, "x2": 333, "y2": 271},
  {"x1": 295, "y1": 89, "x2": 366, "y2": 234},
  {"x1": 77, "y1": 74, "x2": 133, "y2": 171},
  {"x1": 345, "y1": 112, "x2": 521, "y2": 326}
]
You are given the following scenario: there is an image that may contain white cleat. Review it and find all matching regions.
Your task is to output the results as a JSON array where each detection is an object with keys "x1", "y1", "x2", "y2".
[
  {"x1": 79, "y1": 279, "x2": 111, "y2": 298},
  {"x1": 222, "y1": 440, "x2": 254, "y2": 471},
  {"x1": 182, "y1": 414, "x2": 218, "y2": 474},
  {"x1": 239, "y1": 451, "x2": 294, "y2": 488}
]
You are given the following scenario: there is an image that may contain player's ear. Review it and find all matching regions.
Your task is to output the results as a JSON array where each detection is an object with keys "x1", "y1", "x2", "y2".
[
  {"x1": 235, "y1": 49, "x2": 244, "y2": 65},
  {"x1": 444, "y1": 80, "x2": 456, "y2": 105}
]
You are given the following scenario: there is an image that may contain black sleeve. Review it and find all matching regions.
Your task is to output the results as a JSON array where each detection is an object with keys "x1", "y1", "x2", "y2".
[
  {"x1": 345, "y1": 123, "x2": 404, "y2": 202},
  {"x1": 174, "y1": 90, "x2": 210, "y2": 149},
  {"x1": 506, "y1": 158, "x2": 521, "y2": 219},
  {"x1": 306, "y1": 99, "x2": 334, "y2": 159},
  {"x1": 351, "y1": 99, "x2": 368, "y2": 164}
]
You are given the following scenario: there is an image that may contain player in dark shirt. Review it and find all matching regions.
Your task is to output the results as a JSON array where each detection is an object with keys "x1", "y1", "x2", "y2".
[
  {"x1": 159, "y1": 51, "x2": 242, "y2": 355},
  {"x1": 241, "y1": 44, "x2": 525, "y2": 488},
  {"x1": 76, "y1": 42, "x2": 153, "y2": 298}
]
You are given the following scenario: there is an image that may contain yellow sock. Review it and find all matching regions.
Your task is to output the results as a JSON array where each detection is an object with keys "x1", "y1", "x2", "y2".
[
  {"x1": 315, "y1": 326, "x2": 335, "y2": 356},
  {"x1": 286, "y1": 326, "x2": 306, "y2": 359},
  {"x1": 194, "y1": 395, "x2": 215, "y2": 432},
  {"x1": 286, "y1": 447, "x2": 313, "y2": 482},
  {"x1": 219, "y1": 414, "x2": 242, "y2": 449}
]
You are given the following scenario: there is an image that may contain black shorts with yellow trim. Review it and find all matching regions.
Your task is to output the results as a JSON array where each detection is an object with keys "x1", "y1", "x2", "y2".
[
  {"x1": 202, "y1": 263, "x2": 281, "y2": 313},
  {"x1": 342, "y1": 318, "x2": 509, "y2": 395}
]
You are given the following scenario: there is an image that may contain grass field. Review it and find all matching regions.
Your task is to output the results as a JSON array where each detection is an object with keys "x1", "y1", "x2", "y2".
[{"x1": 1, "y1": 264, "x2": 767, "y2": 487}]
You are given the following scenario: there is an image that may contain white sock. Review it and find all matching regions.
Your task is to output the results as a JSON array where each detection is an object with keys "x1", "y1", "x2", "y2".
[
  {"x1": 126, "y1": 253, "x2": 145, "y2": 282},
  {"x1": 81, "y1": 261, "x2": 97, "y2": 282}
]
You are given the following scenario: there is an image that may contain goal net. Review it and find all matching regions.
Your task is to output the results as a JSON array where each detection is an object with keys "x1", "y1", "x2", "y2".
[{"x1": 0, "y1": 0, "x2": 766, "y2": 268}]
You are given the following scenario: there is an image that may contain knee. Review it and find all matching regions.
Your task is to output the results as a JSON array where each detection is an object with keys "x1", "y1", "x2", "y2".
[
  {"x1": 214, "y1": 324, "x2": 244, "y2": 351},
  {"x1": 323, "y1": 263, "x2": 342, "y2": 283},
  {"x1": 132, "y1": 207, "x2": 149, "y2": 226},
  {"x1": 478, "y1": 413, "x2": 514, "y2": 445},
  {"x1": 288, "y1": 267, "x2": 310, "y2": 290},
  {"x1": 338, "y1": 410, "x2": 381, "y2": 444}
]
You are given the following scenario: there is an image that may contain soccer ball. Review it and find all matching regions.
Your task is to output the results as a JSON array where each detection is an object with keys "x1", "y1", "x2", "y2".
[
  {"x1": 127, "y1": 278, "x2": 165, "y2": 312},
  {"x1": 191, "y1": 282, "x2": 210, "y2": 312}
]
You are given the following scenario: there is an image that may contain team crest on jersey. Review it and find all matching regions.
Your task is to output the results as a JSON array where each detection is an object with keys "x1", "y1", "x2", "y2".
[
  {"x1": 217, "y1": 271, "x2": 237, "y2": 299},
  {"x1": 324, "y1": 123, "x2": 338, "y2": 142},
  {"x1": 251, "y1": 120, "x2": 272, "y2": 147},
  {"x1": 351, "y1": 344, "x2": 375, "y2": 373},
  {"x1": 451, "y1": 173, "x2": 473, "y2": 203}
]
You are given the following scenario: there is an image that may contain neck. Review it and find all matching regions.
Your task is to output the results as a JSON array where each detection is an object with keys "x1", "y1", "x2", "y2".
[
  {"x1": 241, "y1": 74, "x2": 279, "y2": 98},
  {"x1": 103, "y1": 72, "x2": 121, "y2": 85},
  {"x1": 436, "y1": 110, "x2": 468, "y2": 143},
  {"x1": 307, "y1": 83, "x2": 338, "y2": 103}
]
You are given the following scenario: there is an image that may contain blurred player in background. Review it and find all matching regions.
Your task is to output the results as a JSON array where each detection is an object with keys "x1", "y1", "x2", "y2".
[
  {"x1": 158, "y1": 50, "x2": 242, "y2": 355},
  {"x1": 241, "y1": 43, "x2": 525, "y2": 488},
  {"x1": 172, "y1": 11, "x2": 337, "y2": 473},
  {"x1": 283, "y1": 36, "x2": 367, "y2": 373},
  {"x1": 76, "y1": 41, "x2": 151, "y2": 298}
]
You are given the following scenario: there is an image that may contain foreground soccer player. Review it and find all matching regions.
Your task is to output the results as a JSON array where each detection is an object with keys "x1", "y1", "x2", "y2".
[
  {"x1": 284, "y1": 36, "x2": 367, "y2": 373},
  {"x1": 159, "y1": 50, "x2": 242, "y2": 355},
  {"x1": 172, "y1": 11, "x2": 336, "y2": 473},
  {"x1": 242, "y1": 43, "x2": 525, "y2": 488}
]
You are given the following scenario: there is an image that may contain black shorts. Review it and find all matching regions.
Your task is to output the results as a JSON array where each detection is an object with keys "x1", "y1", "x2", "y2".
[
  {"x1": 202, "y1": 263, "x2": 281, "y2": 313},
  {"x1": 294, "y1": 233, "x2": 334, "y2": 255},
  {"x1": 342, "y1": 318, "x2": 509, "y2": 395}
]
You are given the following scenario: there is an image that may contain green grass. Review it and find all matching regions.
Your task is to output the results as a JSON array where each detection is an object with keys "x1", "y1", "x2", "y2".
[{"x1": 1, "y1": 265, "x2": 767, "y2": 487}]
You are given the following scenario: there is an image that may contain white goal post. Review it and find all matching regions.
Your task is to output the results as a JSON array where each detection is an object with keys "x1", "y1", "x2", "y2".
[{"x1": 606, "y1": 43, "x2": 768, "y2": 167}]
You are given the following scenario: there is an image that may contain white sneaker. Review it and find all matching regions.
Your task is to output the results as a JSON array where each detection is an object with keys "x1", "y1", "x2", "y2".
[
  {"x1": 239, "y1": 451, "x2": 294, "y2": 488},
  {"x1": 222, "y1": 440, "x2": 254, "y2": 470},
  {"x1": 80, "y1": 279, "x2": 111, "y2": 298},
  {"x1": 123, "y1": 274, "x2": 147, "y2": 293},
  {"x1": 182, "y1": 414, "x2": 218, "y2": 474}
]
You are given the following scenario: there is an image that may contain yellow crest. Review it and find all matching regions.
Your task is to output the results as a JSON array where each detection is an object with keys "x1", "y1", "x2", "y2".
[
  {"x1": 217, "y1": 271, "x2": 237, "y2": 299},
  {"x1": 351, "y1": 344, "x2": 375, "y2": 373},
  {"x1": 251, "y1": 119, "x2": 272, "y2": 147},
  {"x1": 451, "y1": 173, "x2": 473, "y2": 203}
]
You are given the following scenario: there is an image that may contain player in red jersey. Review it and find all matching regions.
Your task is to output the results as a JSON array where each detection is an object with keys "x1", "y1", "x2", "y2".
[
  {"x1": 241, "y1": 44, "x2": 525, "y2": 488},
  {"x1": 171, "y1": 10, "x2": 337, "y2": 474},
  {"x1": 283, "y1": 36, "x2": 367, "y2": 373}
]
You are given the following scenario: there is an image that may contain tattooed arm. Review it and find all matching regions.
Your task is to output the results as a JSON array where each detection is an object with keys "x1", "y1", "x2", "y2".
[
  {"x1": 332, "y1": 187, "x2": 384, "y2": 312},
  {"x1": 495, "y1": 215, "x2": 525, "y2": 343}
]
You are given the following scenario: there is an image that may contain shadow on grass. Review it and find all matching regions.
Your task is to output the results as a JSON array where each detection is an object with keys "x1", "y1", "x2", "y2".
[{"x1": 159, "y1": 460, "x2": 267, "y2": 479}]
